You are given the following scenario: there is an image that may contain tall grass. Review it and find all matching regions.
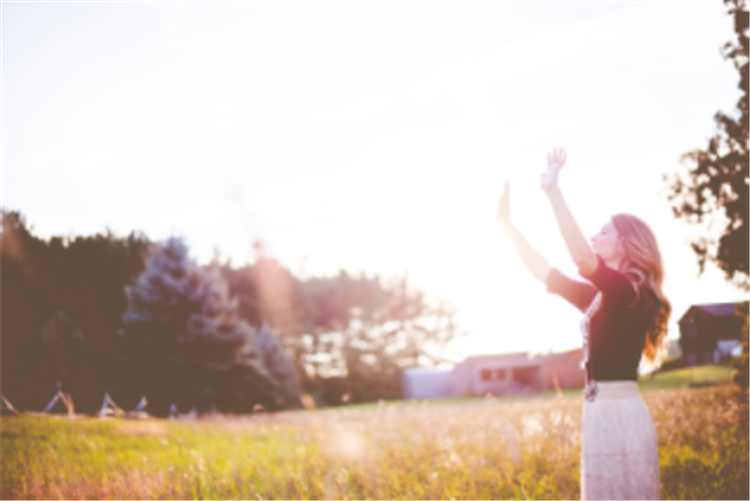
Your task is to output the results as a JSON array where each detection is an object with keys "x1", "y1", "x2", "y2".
[{"x1": 1, "y1": 385, "x2": 747, "y2": 500}]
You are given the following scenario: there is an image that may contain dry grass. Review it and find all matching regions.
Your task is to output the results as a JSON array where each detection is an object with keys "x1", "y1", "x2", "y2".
[{"x1": 1, "y1": 385, "x2": 747, "y2": 500}]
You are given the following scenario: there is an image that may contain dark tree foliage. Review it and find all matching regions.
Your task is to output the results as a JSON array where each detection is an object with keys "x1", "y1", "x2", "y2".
[
  {"x1": 218, "y1": 248, "x2": 465, "y2": 406},
  {"x1": 2, "y1": 210, "x2": 463, "y2": 412},
  {"x1": 1, "y1": 210, "x2": 150, "y2": 413},
  {"x1": 733, "y1": 301, "x2": 749, "y2": 388},
  {"x1": 213, "y1": 243, "x2": 308, "y2": 339},
  {"x1": 253, "y1": 325, "x2": 303, "y2": 409},
  {"x1": 665, "y1": 0, "x2": 749, "y2": 291},
  {"x1": 298, "y1": 271, "x2": 463, "y2": 404},
  {"x1": 119, "y1": 237, "x2": 288, "y2": 415}
]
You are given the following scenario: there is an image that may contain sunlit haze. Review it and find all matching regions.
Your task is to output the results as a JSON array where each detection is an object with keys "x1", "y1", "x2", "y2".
[{"x1": 3, "y1": 1, "x2": 747, "y2": 363}]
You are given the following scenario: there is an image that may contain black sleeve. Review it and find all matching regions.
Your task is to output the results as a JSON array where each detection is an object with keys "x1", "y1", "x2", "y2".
[
  {"x1": 578, "y1": 254, "x2": 639, "y2": 308},
  {"x1": 546, "y1": 268, "x2": 599, "y2": 313}
]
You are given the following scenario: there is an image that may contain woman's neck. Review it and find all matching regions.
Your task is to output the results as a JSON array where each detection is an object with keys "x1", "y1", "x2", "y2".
[{"x1": 604, "y1": 256, "x2": 625, "y2": 271}]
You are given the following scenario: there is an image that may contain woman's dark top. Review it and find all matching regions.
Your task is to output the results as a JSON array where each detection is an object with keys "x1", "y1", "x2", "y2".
[{"x1": 546, "y1": 255, "x2": 654, "y2": 382}]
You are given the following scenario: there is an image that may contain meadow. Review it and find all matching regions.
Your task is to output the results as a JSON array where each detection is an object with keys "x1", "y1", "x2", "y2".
[{"x1": 1, "y1": 365, "x2": 747, "y2": 500}]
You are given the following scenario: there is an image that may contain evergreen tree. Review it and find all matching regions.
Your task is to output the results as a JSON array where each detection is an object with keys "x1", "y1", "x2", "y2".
[
  {"x1": 120, "y1": 237, "x2": 280, "y2": 414},
  {"x1": 253, "y1": 325, "x2": 303, "y2": 409}
]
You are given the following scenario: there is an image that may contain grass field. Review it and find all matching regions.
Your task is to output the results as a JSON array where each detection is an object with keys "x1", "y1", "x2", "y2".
[
  {"x1": 0, "y1": 364, "x2": 749, "y2": 499},
  {"x1": 1, "y1": 367, "x2": 747, "y2": 500},
  {"x1": 638, "y1": 361, "x2": 735, "y2": 391}
]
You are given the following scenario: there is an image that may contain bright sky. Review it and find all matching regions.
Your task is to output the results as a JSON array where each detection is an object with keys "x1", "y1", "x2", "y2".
[{"x1": 3, "y1": 1, "x2": 748, "y2": 363}]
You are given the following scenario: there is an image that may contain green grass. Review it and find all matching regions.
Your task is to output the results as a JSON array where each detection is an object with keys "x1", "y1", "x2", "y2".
[
  {"x1": 638, "y1": 362, "x2": 734, "y2": 392},
  {"x1": 2, "y1": 383, "x2": 747, "y2": 500}
]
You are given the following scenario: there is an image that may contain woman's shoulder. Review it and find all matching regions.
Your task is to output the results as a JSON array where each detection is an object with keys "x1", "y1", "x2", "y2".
[
  {"x1": 604, "y1": 269, "x2": 654, "y2": 312},
  {"x1": 627, "y1": 279, "x2": 657, "y2": 316}
]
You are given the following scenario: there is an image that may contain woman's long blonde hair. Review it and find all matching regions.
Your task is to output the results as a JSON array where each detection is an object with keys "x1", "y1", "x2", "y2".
[{"x1": 612, "y1": 214, "x2": 672, "y2": 365}]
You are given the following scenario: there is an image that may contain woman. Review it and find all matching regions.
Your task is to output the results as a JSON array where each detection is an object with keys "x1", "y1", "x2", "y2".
[{"x1": 497, "y1": 148, "x2": 670, "y2": 500}]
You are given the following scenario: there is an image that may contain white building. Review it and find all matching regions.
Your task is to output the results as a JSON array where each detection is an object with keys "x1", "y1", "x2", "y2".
[
  {"x1": 403, "y1": 349, "x2": 585, "y2": 399},
  {"x1": 402, "y1": 367, "x2": 453, "y2": 399}
]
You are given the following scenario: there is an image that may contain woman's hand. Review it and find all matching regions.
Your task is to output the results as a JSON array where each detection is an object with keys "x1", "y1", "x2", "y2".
[
  {"x1": 496, "y1": 179, "x2": 553, "y2": 283},
  {"x1": 541, "y1": 147, "x2": 567, "y2": 193},
  {"x1": 497, "y1": 180, "x2": 511, "y2": 226}
]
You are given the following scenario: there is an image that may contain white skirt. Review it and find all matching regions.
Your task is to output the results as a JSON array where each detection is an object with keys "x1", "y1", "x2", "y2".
[{"x1": 581, "y1": 381, "x2": 661, "y2": 500}]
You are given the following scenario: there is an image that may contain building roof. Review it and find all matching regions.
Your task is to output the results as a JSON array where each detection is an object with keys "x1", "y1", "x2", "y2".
[
  {"x1": 452, "y1": 352, "x2": 535, "y2": 370},
  {"x1": 455, "y1": 349, "x2": 583, "y2": 370},
  {"x1": 536, "y1": 352, "x2": 570, "y2": 364},
  {"x1": 403, "y1": 367, "x2": 453, "y2": 375},
  {"x1": 679, "y1": 302, "x2": 743, "y2": 323},
  {"x1": 463, "y1": 352, "x2": 529, "y2": 363}
]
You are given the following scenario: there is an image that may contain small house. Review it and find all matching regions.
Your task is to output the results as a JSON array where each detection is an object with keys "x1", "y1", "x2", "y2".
[
  {"x1": 678, "y1": 302, "x2": 744, "y2": 367},
  {"x1": 402, "y1": 368, "x2": 453, "y2": 400},
  {"x1": 539, "y1": 348, "x2": 587, "y2": 391},
  {"x1": 402, "y1": 348, "x2": 585, "y2": 399},
  {"x1": 450, "y1": 352, "x2": 545, "y2": 396}
]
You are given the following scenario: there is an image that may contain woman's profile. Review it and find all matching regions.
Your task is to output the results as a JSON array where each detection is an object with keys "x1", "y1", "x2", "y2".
[{"x1": 497, "y1": 148, "x2": 670, "y2": 500}]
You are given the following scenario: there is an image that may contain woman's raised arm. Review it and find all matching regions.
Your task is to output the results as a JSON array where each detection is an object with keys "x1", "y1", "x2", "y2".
[
  {"x1": 541, "y1": 148, "x2": 598, "y2": 276},
  {"x1": 498, "y1": 181, "x2": 553, "y2": 284}
]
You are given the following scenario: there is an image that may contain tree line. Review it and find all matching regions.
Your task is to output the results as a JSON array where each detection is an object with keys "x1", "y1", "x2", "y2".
[
  {"x1": 1, "y1": 211, "x2": 463, "y2": 415},
  {"x1": 4, "y1": 0, "x2": 748, "y2": 413},
  {"x1": 664, "y1": 0, "x2": 748, "y2": 387}
]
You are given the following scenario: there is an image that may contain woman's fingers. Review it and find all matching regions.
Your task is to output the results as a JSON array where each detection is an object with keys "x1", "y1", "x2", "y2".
[
  {"x1": 547, "y1": 147, "x2": 566, "y2": 170},
  {"x1": 541, "y1": 148, "x2": 566, "y2": 191},
  {"x1": 500, "y1": 182, "x2": 509, "y2": 204},
  {"x1": 498, "y1": 180, "x2": 511, "y2": 222}
]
